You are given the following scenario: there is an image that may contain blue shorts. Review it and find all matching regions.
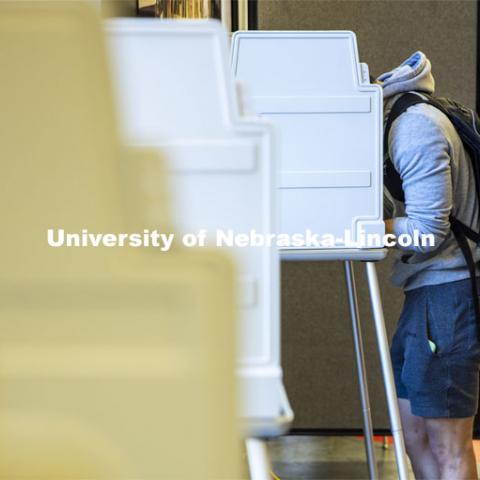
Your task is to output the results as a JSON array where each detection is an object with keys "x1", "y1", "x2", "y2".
[{"x1": 391, "y1": 278, "x2": 480, "y2": 418}]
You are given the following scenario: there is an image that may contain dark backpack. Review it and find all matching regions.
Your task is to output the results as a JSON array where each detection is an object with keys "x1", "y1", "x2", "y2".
[{"x1": 384, "y1": 92, "x2": 480, "y2": 330}]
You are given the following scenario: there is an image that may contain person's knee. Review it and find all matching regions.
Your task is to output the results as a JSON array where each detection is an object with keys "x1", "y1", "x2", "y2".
[
  {"x1": 426, "y1": 418, "x2": 475, "y2": 467},
  {"x1": 428, "y1": 438, "x2": 450, "y2": 466},
  {"x1": 430, "y1": 436, "x2": 473, "y2": 469},
  {"x1": 404, "y1": 426, "x2": 429, "y2": 457}
]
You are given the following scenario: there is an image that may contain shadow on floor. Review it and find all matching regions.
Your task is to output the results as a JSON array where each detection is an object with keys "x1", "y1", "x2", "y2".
[{"x1": 268, "y1": 436, "x2": 412, "y2": 480}]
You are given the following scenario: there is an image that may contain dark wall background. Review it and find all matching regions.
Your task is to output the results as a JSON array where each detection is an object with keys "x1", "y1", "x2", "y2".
[
  {"x1": 259, "y1": 0, "x2": 477, "y2": 107},
  {"x1": 257, "y1": 0, "x2": 478, "y2": 430},
  {"x1": 281, "y1": 259, "x2": 403, "y2": 430}
]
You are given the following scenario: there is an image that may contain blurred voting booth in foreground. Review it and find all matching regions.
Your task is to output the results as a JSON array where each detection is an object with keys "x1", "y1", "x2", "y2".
[
  {"x1": 106, "y1": 21, "x2": 293, "y2": 477},
  {"x1": 232, "y1": 32, "x2": 409, "y2": 480},
  {"x1": 0, "y1": 4, "x2": 240, "y2": 478}
]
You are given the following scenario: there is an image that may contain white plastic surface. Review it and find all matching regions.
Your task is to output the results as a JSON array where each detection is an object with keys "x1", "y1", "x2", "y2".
[
  {"x1": 106, "y1": 19, "x2": 292, "y2": 437},
  {"x1": 231, "y1": 31, "x2": 385, "y2": 255}
]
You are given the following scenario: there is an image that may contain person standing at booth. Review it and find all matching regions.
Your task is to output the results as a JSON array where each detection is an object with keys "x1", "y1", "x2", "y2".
[{"x1": 378, "y1": 51, "x2": 480, "y2": 479}]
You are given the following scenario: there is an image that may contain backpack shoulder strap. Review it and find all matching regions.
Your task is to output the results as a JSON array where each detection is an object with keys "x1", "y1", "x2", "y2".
[
  {"x1": 384, "y1": 92, "x2": 432, "y2": 202},
  {"x1": 450, "y1": 216, "x2": 480, "y2": 335},
  {"x1": 384, "y1": 92, "x2": 430, "y2": 160}
]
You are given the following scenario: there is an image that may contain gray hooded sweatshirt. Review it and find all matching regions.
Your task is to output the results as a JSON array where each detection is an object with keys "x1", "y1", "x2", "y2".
[{"x1": 378, "y1": 51, "x2": 480, "y2": 290}]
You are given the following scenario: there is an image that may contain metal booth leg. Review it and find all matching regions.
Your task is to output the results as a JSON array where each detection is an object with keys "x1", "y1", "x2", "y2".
[
  {"x1": 365, "y1": 261, "x2": 409, "y2": 480},
  {"x1": 344, "y1": 261, "x2": 378, "y2": 480},
  {"x1": 246, "y1": 438, "x2": 271, "y2": 480}
]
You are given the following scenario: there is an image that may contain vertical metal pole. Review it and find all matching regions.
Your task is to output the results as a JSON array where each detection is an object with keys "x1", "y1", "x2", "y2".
[
  {"x1": 246, "y1": 438, "x2": 271, "y2": 480},
  {"x1": 237, "y1": 0, "x2": 248, "y2": 30},
  {"x1": 220, "y1": 0, "x2": 231, "y2": 33},
  {"x1": 365, "y1": 262, "x2": 409, "y2": 480},
  {"x1": 344, "y1": 261, "x2": 378, "y2": 480}
]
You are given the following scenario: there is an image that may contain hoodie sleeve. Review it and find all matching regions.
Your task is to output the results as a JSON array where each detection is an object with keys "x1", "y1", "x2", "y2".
[{"x1": 389, "y1": 107, "x2": 452, "y2": 253}]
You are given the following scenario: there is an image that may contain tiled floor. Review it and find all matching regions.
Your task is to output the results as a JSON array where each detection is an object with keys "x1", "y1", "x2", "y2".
[{"x1": 269, "y1": 435, "x2": 438, "y2": 479}]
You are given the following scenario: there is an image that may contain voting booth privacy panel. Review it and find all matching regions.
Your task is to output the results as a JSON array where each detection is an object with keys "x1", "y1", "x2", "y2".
[
  {"x1": 0, "y1": 4, "x2": 240, "y2": 478},
  {"x1": 106, "y1": 19, "x2": 293, "y2": 436},
  {"x1": 231, "y1": 31, "x2": 385, "y2": 255}
]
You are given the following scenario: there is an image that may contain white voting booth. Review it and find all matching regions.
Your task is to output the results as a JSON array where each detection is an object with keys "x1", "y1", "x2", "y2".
[
  {"x1": 232, "y1": 31, "x2": 385, "y2": 256},
  {"x1": 106, "y1": 20, "x2": 292, "y2": 478},
  {"x1": 232, "y1": 31, "x2": 409, "y2": 480}
]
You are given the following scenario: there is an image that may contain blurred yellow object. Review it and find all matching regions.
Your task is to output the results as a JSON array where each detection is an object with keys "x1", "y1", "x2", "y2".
[
  {"x1": 101, "y1": 0, "x2": 137, "y2": 17},
  {"x1": 0, "y1": 2, "x2": 240, "y2": 478}
]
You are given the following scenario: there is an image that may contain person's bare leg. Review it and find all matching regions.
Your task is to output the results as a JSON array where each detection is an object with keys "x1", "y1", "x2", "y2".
[
  {"x1": 425, "y1": 416, "x2": 477, "y2": 480},
  {"x1": 399, "y1": 398, "x2": 440, "y2": 479}
]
